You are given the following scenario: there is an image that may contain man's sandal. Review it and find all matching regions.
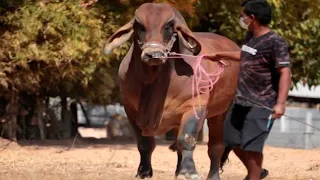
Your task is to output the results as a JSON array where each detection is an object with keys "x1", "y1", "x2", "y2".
[{"x1": 243, "y1": 168, "x2": 269, "y2": 180}]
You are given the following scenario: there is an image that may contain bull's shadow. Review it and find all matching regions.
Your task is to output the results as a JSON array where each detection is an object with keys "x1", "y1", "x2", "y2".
[{"x1": 15, "y1": 135, "x2": 207, "y2": 150}]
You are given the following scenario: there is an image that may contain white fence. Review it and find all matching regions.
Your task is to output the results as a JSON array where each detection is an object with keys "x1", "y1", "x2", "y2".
[
  {"x1": 202, "y1": 107, "x2": 320, "y2": 149},
  {"x1": 77, "y1": 103, "x2": 127, "y2": 126},
  {"x1": 266, "y1": 107, "x2": 320, "y2": 149},
  {"x1": 50, "y1": 97, "x2": 320, "y2": 149}
]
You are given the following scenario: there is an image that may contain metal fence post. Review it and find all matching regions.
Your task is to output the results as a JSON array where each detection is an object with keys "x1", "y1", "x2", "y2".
[
  {"x1": 304, "y1": 111, "x2": 313, "y2": 149},
  {"x1": 280, "y1": 115, "x2": 287, "y2": 132}
]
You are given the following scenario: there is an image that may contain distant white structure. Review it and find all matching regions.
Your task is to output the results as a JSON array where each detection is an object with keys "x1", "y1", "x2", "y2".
[
  {"x1": 289, "y1": 82, "x2": 320, "y2": 99},
  {"x1": 106, "y1": 103, "x2": 127, "y2": 117},
  {"x1": 264, "y1": 82, "x2": 320, "y2": 149}
]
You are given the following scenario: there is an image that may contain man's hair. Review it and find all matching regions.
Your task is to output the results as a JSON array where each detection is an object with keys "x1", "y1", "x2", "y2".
[
  {"x1": 242, "y1": 0, "x2": 272, "y2": 25},
  {"x1": 241, "y1": 0, "x2": 257, "y2": 7}
]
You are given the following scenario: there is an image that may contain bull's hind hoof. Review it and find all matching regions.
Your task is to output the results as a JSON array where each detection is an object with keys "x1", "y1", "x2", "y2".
[
  {"x1": 243, "y1": 168, "x2": 269, "y2": 180},
  {"x1": 136, "y1": 167, "x2": 153, "y2": 179},
  {"x1": 136, "y1": 173, "x2": 152, "y2": 179},
  {"x1": 176, "y1": 173, "x2": 200, "y2": 180}
]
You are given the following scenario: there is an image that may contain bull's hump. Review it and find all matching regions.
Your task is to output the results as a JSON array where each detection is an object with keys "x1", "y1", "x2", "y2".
[
  {"x1": 138, "y1": 2, "x2": 173, "y2": 10},
  {"x1": 135, "y1": 3, "x2": 174, "y2": 25},
  {"x1": 136, "y1": 3, "x2": 173, "y2": 14},
  {"x1": 194, "y1": 32, "x2": 240, "y2": 50}
]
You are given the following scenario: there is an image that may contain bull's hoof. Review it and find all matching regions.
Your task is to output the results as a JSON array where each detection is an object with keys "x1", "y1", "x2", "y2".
[
  {"x1": 136, "y1": 166, "x2": 153, "y2": 179},
  {"x1": 176, "y1": 173, "x2": 200, "y2": 180},
  {"x1": 206, "y1": 174, "x2": 220, "y2": 180},
  {"x1": 206, "y1": 171, "x2": 220, "y2": 180},
  {"x1": 176, "y1": 169, "x2": 200, "y2": 180},
  {"x1": 243, "y1": 169, "x2": 269, "y2": 180},
  {"x1": 176, "y1": 153, "x2": 199, "y2": 180},
  {"x1": 169, "y1": 141, "x2": 178, "y2": 152},
  {"x1": 136, "y1": 173, "x2": 152, "y2": 179}
]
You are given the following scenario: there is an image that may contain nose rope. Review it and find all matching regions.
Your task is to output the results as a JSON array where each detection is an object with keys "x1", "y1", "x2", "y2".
[
  {"x1": 164, "y1": 52, "x2": 226, "y2": 119},
  {"x1": 140, "y1": 33, "x2": 178, "y2": 52}
]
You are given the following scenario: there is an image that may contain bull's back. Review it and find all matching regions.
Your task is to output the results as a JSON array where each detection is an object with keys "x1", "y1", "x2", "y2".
[
  {"x1": 194, "y1": 32, "x2": 241, "y2": 118},
  {"x1": 194, "y1": 32, "x2": 240, "y2": 52}
]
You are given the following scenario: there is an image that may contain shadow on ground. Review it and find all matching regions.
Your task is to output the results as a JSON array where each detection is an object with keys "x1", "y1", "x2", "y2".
[{"x1": 15, "y1": 136, "x2": 208, "y2": 150}]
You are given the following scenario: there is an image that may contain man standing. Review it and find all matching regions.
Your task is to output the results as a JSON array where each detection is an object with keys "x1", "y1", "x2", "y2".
[{"x1": 206, "y1": 0, "x2": 291, "y2": 180}]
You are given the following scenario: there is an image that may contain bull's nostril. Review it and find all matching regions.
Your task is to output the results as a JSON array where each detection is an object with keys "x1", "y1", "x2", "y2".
[
  {"x1": 152, "y1": 51, "x2": 165, "y2": 58},
  {"x1": 146, "y1": 53, "x2": 154, "y2": 59},
  {"x1": 142, "y1": 51, "x2": 165, "y2": 59}
]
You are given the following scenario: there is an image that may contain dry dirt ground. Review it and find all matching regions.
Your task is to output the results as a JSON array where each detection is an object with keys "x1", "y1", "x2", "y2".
[{"x1": 0, "y1": 128, "x2": 320, "y2": 180}]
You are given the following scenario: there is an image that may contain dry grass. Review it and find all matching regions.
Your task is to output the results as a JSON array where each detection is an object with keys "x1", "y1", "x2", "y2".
[{"x1": 0, "y1": 129, "x2": 319, "y2": 180}]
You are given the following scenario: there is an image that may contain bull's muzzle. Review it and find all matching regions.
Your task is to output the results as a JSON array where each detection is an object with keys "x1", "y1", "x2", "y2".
[
  {"x1": 141, "y1": 50, "x2": 166, "y2": 66},
  {"x1": 140, "y1": 42, "x2": 167, "y2": 66}
]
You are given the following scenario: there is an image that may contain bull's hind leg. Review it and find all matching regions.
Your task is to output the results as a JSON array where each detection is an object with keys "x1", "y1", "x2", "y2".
[
  {"x1": 176, "y1": 108, "x2": 206, "y2": 180},
  {"x1": 206, "y1": 112, "x2": 227, "y2": 180},
  {"x1": 125, "y1": 106, "x2": 156, "y2": 179}
]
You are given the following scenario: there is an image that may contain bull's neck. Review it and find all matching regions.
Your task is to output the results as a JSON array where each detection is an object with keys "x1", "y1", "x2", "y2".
[
  {"x1": 132, "y1": 44, "x2": 172, "y2": 84},
  {"x1": 131, "y1": 43, "x2": 172, "y2": 134}
]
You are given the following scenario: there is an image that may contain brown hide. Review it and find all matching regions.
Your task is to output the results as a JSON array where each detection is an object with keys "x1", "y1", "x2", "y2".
[{"x1": 105, "y1": 3, "x2": 240, "y2": 136}]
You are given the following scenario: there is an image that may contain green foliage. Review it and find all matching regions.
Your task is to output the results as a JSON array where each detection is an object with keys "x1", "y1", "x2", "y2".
[
  {"x1": 190, "y1": 0, "x2": 320, "y2": 87},
  {"x1": 192, "y1": 0, "x2": 245, "y2": 43},
  {"x1": 0, "y1": 0, "x2": 319, "y2": 106},
  {"x1": 0, "y1": 0, "x2": 123, "y2": 104},
  {"x1": 268, "y1": 0, "x2": 320, "y2": 86}
]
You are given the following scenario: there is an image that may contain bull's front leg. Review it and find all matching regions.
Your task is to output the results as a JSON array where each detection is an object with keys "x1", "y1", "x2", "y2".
[
  {"x1": 176, "y1": 107, "x2": 206, "y2": 180},
  {"x1": 134, "y1": 125, "x2": 156, "y2": 179},
  {"x1": 124, "y1": 106, "x2": 156, "y2": 179}
]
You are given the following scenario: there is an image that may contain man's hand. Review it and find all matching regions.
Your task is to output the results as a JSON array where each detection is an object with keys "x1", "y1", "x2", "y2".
[
  {"x1": 204, "y1": 53, "x2": 228, "y2": 66},
  {"x1": 272, "y1": 103, "x2": 285, "y2": 119},
  {"x1": 204, "y1": 51, "x2": 241, "y2": 61},
  {"x1": 204, "y1": 53, "x2": 218, "y2": 60}
]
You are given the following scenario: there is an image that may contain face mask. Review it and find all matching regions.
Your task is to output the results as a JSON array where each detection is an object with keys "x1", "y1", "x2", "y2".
[{"x1": 239, "y1": 17, "x2": 249, "y2": 30}]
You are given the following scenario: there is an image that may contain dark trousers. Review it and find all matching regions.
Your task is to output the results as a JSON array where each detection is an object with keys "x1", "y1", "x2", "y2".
[{"x1": 223, "y1": 103, "x2": 274, "y2": 153}]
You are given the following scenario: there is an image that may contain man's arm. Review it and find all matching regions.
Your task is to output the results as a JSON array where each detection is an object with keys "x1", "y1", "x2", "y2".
[
  {"x1": 272, "y1": 38, "x2": 291, "y2": 119},
  {"x1": 273, "y1": 67, "x2": 291, "y2": 119},
  {"x1": 205, "y1": 51, "x2": 241, "y2": 61},
  {"x1": 276, "y1": 67, "x2": 291, "y2": 105}
]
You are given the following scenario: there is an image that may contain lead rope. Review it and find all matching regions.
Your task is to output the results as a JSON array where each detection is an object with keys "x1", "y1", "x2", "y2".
[
  {"x1": 236, "y1": 95, "x2": 320, "y2": 131},
  {"x1": 164, "y1": 52, "x2": 226, "y2": 119}
]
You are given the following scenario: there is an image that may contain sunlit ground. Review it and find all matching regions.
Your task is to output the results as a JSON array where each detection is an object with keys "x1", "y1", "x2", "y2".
[{"x1": 0, "y1": 128, "x2": 319, "y2": 180}]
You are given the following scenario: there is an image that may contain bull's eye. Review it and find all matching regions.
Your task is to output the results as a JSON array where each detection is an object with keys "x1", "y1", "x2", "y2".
[
  {"x1": 134, "y1": 21, "x2": 146, "y2": 42},
  {"x1": 163, "y1": 22, "x2": 174, "y2": 42}
]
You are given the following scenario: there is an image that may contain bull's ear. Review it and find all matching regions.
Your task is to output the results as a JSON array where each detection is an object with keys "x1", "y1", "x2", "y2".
[
  {"x1": 174, "y1": 24, "x2": 201, "y2": 55},
  {"x1": 104, "y1": 19, "x2": 134, "y2": 55}
]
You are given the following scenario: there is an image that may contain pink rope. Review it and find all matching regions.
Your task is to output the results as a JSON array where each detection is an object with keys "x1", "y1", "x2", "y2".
[{"x1": 165, "y1": 53, "x2": 225, "y2": 119}]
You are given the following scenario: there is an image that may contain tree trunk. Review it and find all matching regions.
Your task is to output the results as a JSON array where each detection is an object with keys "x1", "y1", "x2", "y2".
[
  {"x1": 18, "y1": 105, "x2": 28, "y2": 140},
  {"x1": 79, "y1": 101, "x2": 91, "y2": 126},
  {"x1": 61, "y1": 97, "x2": 73, "y2": 139},
  {"x1": 7, "y1": 90, "x2": 18, "y2": 141},
  {"x1": 46, "y1": 106, "x2": 62, "y2": 139},
  {"x1": 36, "y1": 96, "x2": 45, "y2": 140},
  {"x1": 70, "y1": 101, "x2": 78, "y2": 137}
]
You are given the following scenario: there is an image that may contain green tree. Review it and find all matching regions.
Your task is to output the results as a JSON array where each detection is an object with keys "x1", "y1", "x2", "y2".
[
  {"x1": 0, "y1": 0, "x2": 125, "y2": 140},
  {"x1": 0, "y1": 0, "x2": 117, "y2": 99},
  {"x1": 268, "y1": 0, "x2": 320, "y2": 86},
  {"x1": 191, "y1": 0, "x2": 320, "y2": 87}
]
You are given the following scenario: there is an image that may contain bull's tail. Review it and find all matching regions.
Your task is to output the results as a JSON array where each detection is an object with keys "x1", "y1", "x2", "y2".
[{"x1": 220, "y1": 146, "x2": 232, "y2": 172}]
